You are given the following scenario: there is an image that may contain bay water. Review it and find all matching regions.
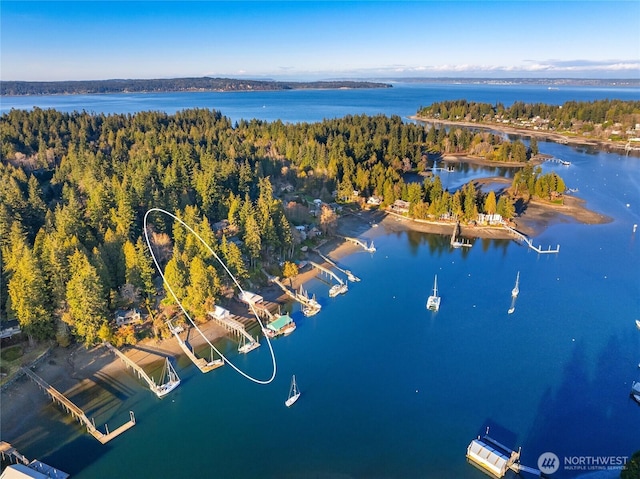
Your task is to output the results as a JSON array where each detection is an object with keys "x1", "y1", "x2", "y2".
[{"x1": 3, "y1": 84, "x2": 639, "y2": 478}]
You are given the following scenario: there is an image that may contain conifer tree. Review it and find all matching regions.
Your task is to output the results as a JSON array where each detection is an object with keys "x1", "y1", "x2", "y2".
[
  {"x1": 65, "y1": 250, "x2": 107, "y2": 345},
  {"x1": 8, "y1": 247, "x2": 54, "y2": 341}
]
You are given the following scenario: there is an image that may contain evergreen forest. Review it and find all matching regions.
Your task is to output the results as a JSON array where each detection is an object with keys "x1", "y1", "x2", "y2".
[{"x1": 0, "y1": 107, "x2": 565, "y2": 347}]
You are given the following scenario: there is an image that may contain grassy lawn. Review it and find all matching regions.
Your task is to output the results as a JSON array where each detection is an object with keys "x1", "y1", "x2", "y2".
[{"x1": 0, "y1": 341, "x2": 52, "y2": 386}]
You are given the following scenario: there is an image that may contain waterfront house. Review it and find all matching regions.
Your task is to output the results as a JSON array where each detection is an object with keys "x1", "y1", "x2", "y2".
[
  {"x1": 209, "y1": 305, "x2": 231, "y2": 321},
  {"x1": 114, "y1": 309, "x2": 142, "y2": 327},
  {"x1": 390, "y1": 199, "x2": 410, "y2": 214},
  {"x1": 238, "y1": 291, "x2": 264, "y2": 306},
  {"x1": 0, "y1": 320, "x2": 21, "y2": 339}
]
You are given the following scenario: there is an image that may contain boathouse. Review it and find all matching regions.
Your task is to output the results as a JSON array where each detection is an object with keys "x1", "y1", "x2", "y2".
[
  {"x1": 266, "y1": 314, "x2": 294, "y2": 335},
  {"x1": 466, "y1": 436, "x2": 520, "y2": 478}
]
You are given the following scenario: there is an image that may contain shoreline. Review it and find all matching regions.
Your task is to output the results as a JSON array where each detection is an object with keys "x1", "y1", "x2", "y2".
[
  {"x1": 410, "y1": 115, "x2": 637, "y2": 155},
  {"x1": 0, "y1": 185, "x2": 610, "y2": 448}
]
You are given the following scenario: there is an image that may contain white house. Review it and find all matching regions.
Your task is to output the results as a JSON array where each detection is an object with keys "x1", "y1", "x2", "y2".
[
  {"x1": 238, "y1": 291, "x2": 264, "y2": 306},
  {"x1": 115, "y1": 309, "x2": 142, "y2": 327},
  {"x1": 209, "y1": 305, "x2": 231, "y2": 320}
]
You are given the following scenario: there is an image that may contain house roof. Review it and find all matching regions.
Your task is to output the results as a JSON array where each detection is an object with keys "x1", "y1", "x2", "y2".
[{"x1": 267, "y1": 314, "x2": 293, "y2": 331}]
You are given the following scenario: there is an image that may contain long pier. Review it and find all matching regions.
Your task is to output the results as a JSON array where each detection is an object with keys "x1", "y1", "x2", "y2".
[
  {"x1": 168, "y1": 320, "x2": 224, "y2": 373},
  {"x1": 505, "y1": 225, "x2": 560, "y2": 254},
  {"x1": 545, "y1": 157, "x2": 571, "y2": 166},
  {"x1": 339, "y1": 235, "x2": 376, "y2": 252},
  {"x1": 102, "y1": 342, "x2": 178, "y2": 397},
  {"x1": 22, "y1": 368, "x2": 135, "y2": 444},
  {"x1": 316, "y1": 252, "x2": 360, "y2": 282},
  {"x1": 309, "y1": 260, "x2": 344, "y2": 285},
  {"x1": 271, "y1": 277, "x2": 321, "y2": 311},
  {"x1": 451, "y1": 221, "x2": 472, "y2": 248},
  {"x1": 207, "y1": 312, "x2": 260, "y2": 352}
]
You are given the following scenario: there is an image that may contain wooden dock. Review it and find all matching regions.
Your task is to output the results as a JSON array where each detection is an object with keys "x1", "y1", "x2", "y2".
[
  {"x1": 451, "y1": 221, "x2": 472, "y2": 248},
  {"x1": 339, "y1": 235, "x2": 376, "y2": 252},
  {"x1": 271, "y1": 277, "x2": 321, "y2": 312},
  {"x1": 207, "y1": 311, "x2": 260, "y2": 353},
  {"x1": 505, "y1": 225, "x2": 560, "y2": 254},
  {"x1": 167, "y1": 319, "x2": 224, "y2": 373},
  {"x1": 316, "y1": 251, "x2": 360, "y2": 282},
  {"x1": 22, "y1": 368, "x2": 135, "y2": 444},
  {"x1": 102, "y1": 342, "x2": 179, "y2": 397},
  {"x1": 309, "y1": 260, "x2": 344, "y2": 285}
]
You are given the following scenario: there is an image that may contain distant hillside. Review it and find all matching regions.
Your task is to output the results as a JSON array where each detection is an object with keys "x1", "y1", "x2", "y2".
[{"x1": 0, "y1": 77, "x2": 392, "y2": 96}]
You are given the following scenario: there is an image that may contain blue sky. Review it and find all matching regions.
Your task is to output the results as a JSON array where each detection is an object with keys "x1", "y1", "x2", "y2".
[{"x1": 1, "y1": 1, "x2": 639, "y2": 81}]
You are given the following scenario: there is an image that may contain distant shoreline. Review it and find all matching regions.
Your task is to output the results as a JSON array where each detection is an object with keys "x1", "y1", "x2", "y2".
[
  {"x1": 0, "y1": 78, "x2": 392, "y2": 97},
  {"x1": 410, "y1": 115, "x2": 637, "y2": 155}
]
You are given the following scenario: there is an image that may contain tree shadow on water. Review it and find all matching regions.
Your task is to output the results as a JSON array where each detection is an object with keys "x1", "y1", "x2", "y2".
[{"x1": 522, "y1": 335, "x2": 640, "y2": 477}]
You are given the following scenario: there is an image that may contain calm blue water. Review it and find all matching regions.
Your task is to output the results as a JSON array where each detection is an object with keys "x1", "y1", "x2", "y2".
[
  {"x1": 7, "y1": 85, "x2": 640, "y2": 478},
  {"x1": 2, "y1": 83, "x2": 639, "y2": 124}
]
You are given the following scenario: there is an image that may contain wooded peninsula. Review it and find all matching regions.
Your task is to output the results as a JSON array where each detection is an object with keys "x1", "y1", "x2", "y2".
[
  {"x1": 0, "y1": 77, "x2": 392, "y2": 96},
  {"x1": 1, "y1": 100, "x2": 628, "y2": 354},
  {"x1": 416, "y1": 99, "x2": 640, "y2": 148}
]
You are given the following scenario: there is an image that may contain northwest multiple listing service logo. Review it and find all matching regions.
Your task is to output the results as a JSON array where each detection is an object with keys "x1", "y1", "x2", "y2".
[
  {"x1": 538, "y1": 452, "x2": 560, "y2": 474},
  {"x1": 537, "y1": 451, "x2": 628, "y2": 475}
]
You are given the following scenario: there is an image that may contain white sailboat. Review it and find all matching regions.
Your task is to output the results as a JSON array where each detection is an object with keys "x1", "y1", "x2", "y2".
[
  {"x1": 154, "y1": 358, "x2": 181, "y2": 398},
  {"x1": 511, "y1": 271, "x2": 520, "y2": 298},
  {"x1": 285, "y1": 375, "x2": 300, "y2": 407},
  {"x1": 635, "y1": 319, "x2": 640, "y2": 330},
  {"x1": 426, "y1": 274, "x2": 441, "y2": 312}
]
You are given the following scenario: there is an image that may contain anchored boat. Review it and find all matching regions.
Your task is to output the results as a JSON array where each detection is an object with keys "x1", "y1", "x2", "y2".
[
  {"x1": 511, "y1": 272, "x2": 520, "y2": 298},
  {"x1": 154, "y1": 358, "x2": 181, "y2": 398},
  {"x1": 426, "y1": 275, "x2": 441, "y2": 312},
  {"x1": 285, "y1": 375, "x2": 301, "y2": 407}
]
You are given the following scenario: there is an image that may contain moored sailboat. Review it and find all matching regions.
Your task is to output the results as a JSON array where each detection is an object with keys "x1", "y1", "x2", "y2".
[
  {"x1": 511, "y1": 271, "x2": 520, "y2": 298},
  {"x1": 285, "y1": 375, "x2": 301, "y2": 407},
  {"x1": 426, "y1": 274, "x2": 441, "y2": 312},
  {"x1": 154, "y1": 358, "x2": 181, "y2": 398}
]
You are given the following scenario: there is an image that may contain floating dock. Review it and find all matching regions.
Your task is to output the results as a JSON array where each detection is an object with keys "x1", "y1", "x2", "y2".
[
  {"x1": 22, "y1": 368, "x2": 135, "y2": 444},
  {"x1": 466, "y1": 432, "x2": 540, "y2": 477}
]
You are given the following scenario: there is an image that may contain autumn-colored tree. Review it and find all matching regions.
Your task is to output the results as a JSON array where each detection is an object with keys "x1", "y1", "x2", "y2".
[
  {"x1": 484, "y1": 190, "x2": 497, "y2": 215},
  {"x1": 319, "y1": 204, "x2": 337, "y2": 236},
  {"x1": 282, "y1": 261, "x2": 299, "y2": 286}
]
